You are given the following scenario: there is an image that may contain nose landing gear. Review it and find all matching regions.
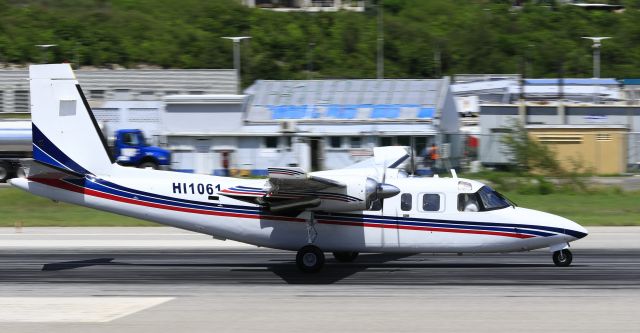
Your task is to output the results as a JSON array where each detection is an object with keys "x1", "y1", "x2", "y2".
[{"x1": 552, "y1": 249, "x2": 573, "y2": 267}]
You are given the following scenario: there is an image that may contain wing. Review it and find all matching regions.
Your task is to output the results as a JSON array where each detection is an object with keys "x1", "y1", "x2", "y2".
[
  {"x1": 266, "y1": 167, "x2": 346, "y2": 192},
  {"x1": 218, "y1": 167, "x2": 349, "y2": 213}
]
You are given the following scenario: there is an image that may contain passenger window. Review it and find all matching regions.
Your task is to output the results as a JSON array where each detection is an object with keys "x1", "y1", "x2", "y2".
[
  {"x1": 422, "y1": 194, "x2": 441, "y2": 212},
  {"x1": 401, "y1": 193, "x2": 412, "y2": 211}
]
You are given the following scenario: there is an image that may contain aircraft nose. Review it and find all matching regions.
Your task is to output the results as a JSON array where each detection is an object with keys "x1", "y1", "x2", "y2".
[{"x1": 565, "y1": 221, "x2": 588, "y2": 240}]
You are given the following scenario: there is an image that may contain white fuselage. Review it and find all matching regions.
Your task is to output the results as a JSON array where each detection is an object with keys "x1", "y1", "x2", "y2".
[{"x1": 10, "y1": 165, "x2": 588, "y2": 254}]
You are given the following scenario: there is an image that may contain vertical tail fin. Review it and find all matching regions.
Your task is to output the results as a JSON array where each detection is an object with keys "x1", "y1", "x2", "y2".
[{"x1": 30, "y1": 64, "x2": 114, "y2": 176}]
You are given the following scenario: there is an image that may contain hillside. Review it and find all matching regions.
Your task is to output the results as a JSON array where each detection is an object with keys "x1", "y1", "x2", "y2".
[{"x1": 1, "y1": 0, "x2": 640, "y2": 86}]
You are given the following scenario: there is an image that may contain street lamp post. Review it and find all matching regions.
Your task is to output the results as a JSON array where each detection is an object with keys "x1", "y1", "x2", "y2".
[
  {"x1": 376, "y1": 0, "x2": 384, "y2": 79},
  {"x1": 222, "y1": 36, "x2": 251, "y2": 94},
  {"x1": 35, "y1": 44, "x2": 57, "y2": 64},
  {"x1": 582, "y1": 36, "x2": 611, "y2": 79},
  {"x1": 582, "y1": 37, "x2": 611, "y2": 104}
]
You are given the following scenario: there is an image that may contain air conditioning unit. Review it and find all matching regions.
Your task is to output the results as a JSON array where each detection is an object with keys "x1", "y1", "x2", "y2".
[{"x1": 280, "y1": 120, "x2": 297, "y2": 133}]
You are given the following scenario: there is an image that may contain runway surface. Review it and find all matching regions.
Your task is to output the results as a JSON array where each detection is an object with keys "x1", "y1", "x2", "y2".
[{"x1": 0, "y1": 227, "x2": 639, "y2": 332}]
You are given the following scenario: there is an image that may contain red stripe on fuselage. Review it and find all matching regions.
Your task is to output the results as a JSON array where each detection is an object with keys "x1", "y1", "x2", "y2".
[
  {"x1": 29, "y1": 177, "x2": 532, "y2": 239},
  {"x1": 317, "y1": 219, "x2": 533, "y2": 239}
]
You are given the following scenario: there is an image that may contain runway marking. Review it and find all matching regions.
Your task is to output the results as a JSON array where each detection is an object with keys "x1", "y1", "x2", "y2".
[{"x1": 0, "y1": 297, "x2": 173, "y2": 322}]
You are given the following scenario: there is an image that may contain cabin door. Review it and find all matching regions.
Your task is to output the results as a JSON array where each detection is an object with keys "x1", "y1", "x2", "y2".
[{"x1": 380, "y1": 192, "x2": 400, "y2": 248}]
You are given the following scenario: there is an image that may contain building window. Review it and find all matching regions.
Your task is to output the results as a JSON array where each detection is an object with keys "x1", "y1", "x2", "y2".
[
  {"x1": 350, "y1": 137, "x2": 361, "y2": 148},
  {"x1": 380, "y1": 137, "x2": 393, "y2": 146},
  {"x1": 330, "y1": 137, "x2": 342, "y2": 148},
  {"x1": 265, "y1": 137, "x2": 278, "y2": 148},
  {"x1": 397, "y1": 136, "x2": 411, "y2": 146},
  {"x1": 14, "y1": 90, "x2": 29, "y2": 113},
  {"x1": 113, "y1": 89, "x2": 131, "y2": 99},
  {"x1": 401, "y1": 193, "x2": 412, "y2": 211},
  {"x1": 90, "y1": 90, "x2": 105, "y2": 100},
  {"x1": 422, "y1": 194, "x2": 441, "y2": 212}
]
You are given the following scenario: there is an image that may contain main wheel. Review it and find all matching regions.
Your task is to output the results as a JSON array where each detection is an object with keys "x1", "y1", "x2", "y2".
[
  {"x1": 332, "y1": 251, "x2": 359, "y2": 262},
  {"x1": 296, "y1": 245, "x2": 325, "y2": 273},
  {"x1": 0, "y1": 162, "x2": 9, "y2": 182},
  {"x1": 138, "y1": 161, "x2": 159, "y2": 170},
  {"x1": 552, "y1": 249, "x2": 573, "y2": 267}
]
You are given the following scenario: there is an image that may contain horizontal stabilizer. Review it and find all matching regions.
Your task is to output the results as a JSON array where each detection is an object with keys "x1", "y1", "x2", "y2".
[{"x1": 21, "y1": 159, "x2": 83, "y2": 179}]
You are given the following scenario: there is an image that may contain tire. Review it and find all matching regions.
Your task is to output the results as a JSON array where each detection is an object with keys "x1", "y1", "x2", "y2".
[
  {"x1": 552, "y1": 249, "x2": 573, "y2": 267},
  {"x1": 332, "y1": 251, "x2": 359, "y2": 263},
  {"x1": 0, "y1": 162, "x2": 9, "y2": 182},
  {"x1": 296, "y1": 245, "x2": 325, "y2": 273},
  {"x1": 16, "y1": 167, "x2": 27, "y2": 179},
  {"x1": 138, "y1": 161, "x2": 159, "y2": 170}
]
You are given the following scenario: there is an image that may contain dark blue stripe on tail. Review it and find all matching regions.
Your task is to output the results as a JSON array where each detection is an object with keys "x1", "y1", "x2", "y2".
[{"x1": 32, "y1": 124, "x2": 89, "y2": 175}]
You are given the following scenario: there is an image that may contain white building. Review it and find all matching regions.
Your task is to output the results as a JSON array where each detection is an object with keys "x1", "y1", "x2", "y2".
[{"x1": 162, "y1": 78, "x2": 460, "y2": 176}]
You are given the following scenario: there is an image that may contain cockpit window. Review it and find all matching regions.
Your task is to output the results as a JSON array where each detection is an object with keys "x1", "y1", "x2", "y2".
[
  {"x1": 477, "y1": 186, "x2": 511, "y2": 211},
  {"x1": 458, "y1": 186, "x2": 512, "y2": 212}
]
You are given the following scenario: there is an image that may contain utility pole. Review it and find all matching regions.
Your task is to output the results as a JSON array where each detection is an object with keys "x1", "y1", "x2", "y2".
[
  {"x1": 35, "y1": 44, "x2": 57, "y2": 64},
  {"x1": 222, "y1": 36, "x2": 251, "y2": 94},
  {"x1": 377, "y1": 0, "x2": 384, "y2": 79}
]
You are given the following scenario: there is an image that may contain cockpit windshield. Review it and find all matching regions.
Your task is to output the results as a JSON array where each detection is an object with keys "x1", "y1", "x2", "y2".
[
  {"x1": 477, "y1": 186, "x2": 512, "y2": 210},
  {"x1": 458, "y1": 186, "x2": 513, "y2": 212}
]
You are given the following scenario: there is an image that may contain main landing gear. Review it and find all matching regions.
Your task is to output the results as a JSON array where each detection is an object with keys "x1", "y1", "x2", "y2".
[
  {"x1": 552, "y1": 249, "x2": 573, "y2": 267},
  {"x1": 295, "y1": 247, "x2": 361, "y2": 273},
  {"x1": 332, "y1": 251, "x2": 359, "y2": 262},
  {"x1": 296, "y1": 212, "x2": 361, "y2": 272},
  {"x1": 296, "y1": 245, "x2": 325, "y2": 273}
]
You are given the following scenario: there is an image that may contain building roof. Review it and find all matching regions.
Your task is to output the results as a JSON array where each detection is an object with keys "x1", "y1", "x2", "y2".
[
  {"x1": 244, "y1": 79, "x2": 448, "y2": 121},
  {"x1": 0, "y1": 68, "x2": 237, "y2": 93},
  {"x1": 524, "y1": 78, "x2": 619, "y2": 86}
]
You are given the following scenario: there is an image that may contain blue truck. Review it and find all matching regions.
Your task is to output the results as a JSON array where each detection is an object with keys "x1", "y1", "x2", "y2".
[
  {"x1": 0, "y1": 121, "x2": 171, "y2": 182},
  {"x1": 110, "y1": 129, "x2": 171, "y2": 170}
]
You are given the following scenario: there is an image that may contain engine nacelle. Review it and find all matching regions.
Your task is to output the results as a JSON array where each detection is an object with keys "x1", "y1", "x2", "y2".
[{"x1": 308, "y1": 176, "x2": 399, "y2": 212}]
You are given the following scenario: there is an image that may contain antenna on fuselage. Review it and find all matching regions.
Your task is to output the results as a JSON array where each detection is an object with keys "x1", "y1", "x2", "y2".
[
  {"x1": 409, "y1": 136, "x2": 415, "y2": 176},
  {"x1": 450, "y1": 169, "x2": 458, "y2": 179}
]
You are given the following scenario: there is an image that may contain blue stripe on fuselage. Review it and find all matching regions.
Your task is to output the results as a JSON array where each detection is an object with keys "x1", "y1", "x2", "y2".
[{"x1": 69, "y1": 177, "x2": 562, "y2": 238}]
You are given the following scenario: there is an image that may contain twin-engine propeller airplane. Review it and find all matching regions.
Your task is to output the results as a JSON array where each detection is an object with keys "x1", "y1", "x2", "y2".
[{"x1": 10, "y1": 64, "x2": 588, "y2": 273}]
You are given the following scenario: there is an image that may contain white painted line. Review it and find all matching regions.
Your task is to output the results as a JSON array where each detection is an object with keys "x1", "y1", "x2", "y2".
[
  {"x1": 0, "y1": 297, "x2": 173, "y2": 322},
  {"x1": 0, "y1": 240, "x2": 256, "y2": 249}
]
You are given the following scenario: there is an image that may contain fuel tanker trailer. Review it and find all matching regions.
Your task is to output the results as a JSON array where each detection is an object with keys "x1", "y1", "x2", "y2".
[{"x1": 0, "y1": 120, "x2": 31, "y2": 182}]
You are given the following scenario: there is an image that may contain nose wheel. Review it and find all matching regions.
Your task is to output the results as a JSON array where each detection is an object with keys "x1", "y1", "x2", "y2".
[
  {"x1": 552, "y1": 249, "x2": 573, "y2": 267},
  {"x1": 296, "y1": 245, "x2": 325, "y2": 273}
]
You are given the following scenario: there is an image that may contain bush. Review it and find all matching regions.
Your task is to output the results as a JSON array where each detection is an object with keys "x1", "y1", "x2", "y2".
[{"x1": 500, "y1": 120, "x2": 564, "y2": 176}]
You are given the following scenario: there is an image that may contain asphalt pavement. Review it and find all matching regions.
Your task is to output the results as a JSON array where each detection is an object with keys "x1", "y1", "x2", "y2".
[{"x1": 0, "y1": 227, "x2": 638, "y2": 332}]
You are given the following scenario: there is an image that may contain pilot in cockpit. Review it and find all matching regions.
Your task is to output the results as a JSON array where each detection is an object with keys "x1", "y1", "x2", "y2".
[{"x1": 458, "y1": 193, "x2": 479, "y2": 212}]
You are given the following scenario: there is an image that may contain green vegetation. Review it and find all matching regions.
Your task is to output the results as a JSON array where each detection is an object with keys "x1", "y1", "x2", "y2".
[
  {"x1": 1, "y1": 185, "x2": 639, "y2": 227},
  {"x1": 504, "y1": 190, "x2": 640, "y2": 226},
  {"x1": 0, "y1": 187, "x2": 155, "y2": 227},
  {"x1": 2, "y1": 1, "x2": 640, "y2": 86},
  {"x1": 500, "y1": 121, "x2": 564, "y2": 175}
]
